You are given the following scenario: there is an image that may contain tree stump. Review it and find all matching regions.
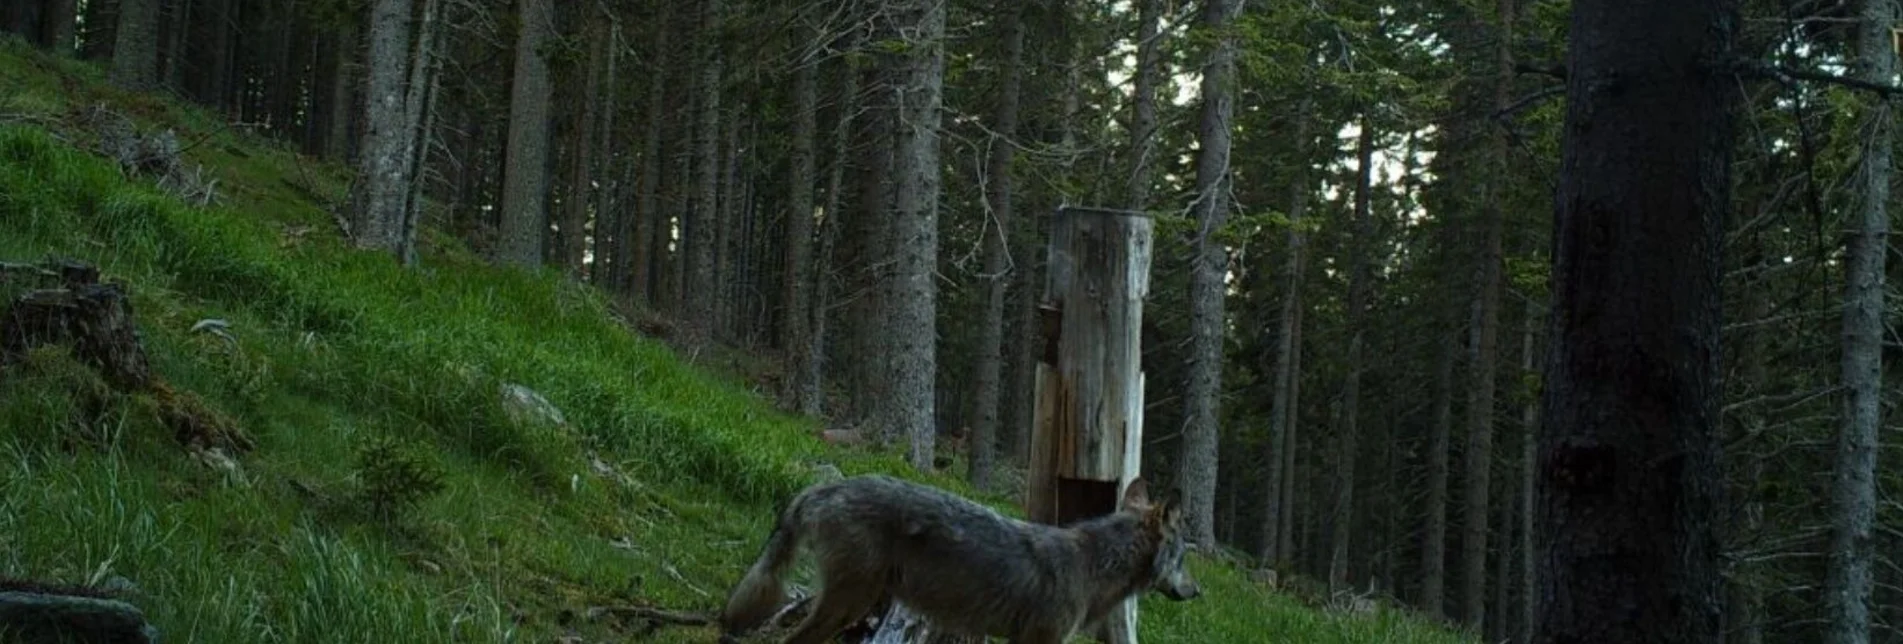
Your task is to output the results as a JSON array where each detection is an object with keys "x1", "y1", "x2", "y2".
[
  {"x1": 0, "y1": 259, "x2": 151, "y2": 389},
  {"x1": 0, "y1": 258, "x2": 251, "y2": 452}
]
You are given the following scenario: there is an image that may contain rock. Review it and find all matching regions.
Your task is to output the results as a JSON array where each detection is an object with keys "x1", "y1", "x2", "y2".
[{"x1": 499, "y1": 383, "x2": 566, "y2": 428}]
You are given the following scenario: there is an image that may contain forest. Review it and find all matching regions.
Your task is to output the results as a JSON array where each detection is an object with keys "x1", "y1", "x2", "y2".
[{"x1": 1, "y1": 0, "x2": 1900, "y2": 642}]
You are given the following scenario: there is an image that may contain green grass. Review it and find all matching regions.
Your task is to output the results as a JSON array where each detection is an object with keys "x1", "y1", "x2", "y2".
[{"x1": 0, "y1": 37, "x2": 1470, "y2": 643}]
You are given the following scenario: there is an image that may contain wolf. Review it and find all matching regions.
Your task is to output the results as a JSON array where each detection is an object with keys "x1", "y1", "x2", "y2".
[{"x1": 720, "y1": 474, "x2": 1200, "y2": 644}]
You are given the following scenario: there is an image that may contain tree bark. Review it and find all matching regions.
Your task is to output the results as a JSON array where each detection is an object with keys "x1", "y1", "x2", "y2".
[
  {"x1": 560, "y1": 9, "x2": 606, "y2": 280},
  {"x1": 1518, "y1": 298, "x2": 1539, "y2": 643},
  {"x1": 806, "y1": 52, "x2": 861, "y2": 418},
  {"x1": 497, "y1": 0, "x2": 554, "y2": 267},
  {"x1": 629, "y1": 5, "x2": 673, "y2": 303},
  {"x1": 781, "y1": 49, "x2": 820, "y2": 410},
  {"x1": 1822, "y1": 1, "x2": 1892, "y2": 641},
  {"x1": 349, "y1": 0, "x2": 416, "y2": 255},
  {"x1": 1421, "y1": 324, "x2": 1457, "y2": 617},
  {"x1": 1536, "y1": 0, "x2": 1735, "y2": 640},
  {"x1": 1256, "y1": 93, "x2": 1310, "y2": 567},
  {"x1": 968, "y1": 0, "x2": 1025, "y2": 490},
  {"x1": 1179, "y1": 0, "x2": 1242, "y2": 548},
  {"x1": 686, "y1": 0, "x2": 725, "y2": 336},
  {"x1": 109, "y1": 0, "x2": 159, "y2": 91},
  {"x1": 1329, "y1": 118, "x2": 1376, "y2": 593},
  {"x1": 882, "y1": 0, "x2": 946, "y2": 472},
  {"x1": 1126, "y1": 0, "x2": 1162, "y2": 211},
  {"x1": 200, "y1": 0, "x2": 234, "y2": 114},
  {"x1": 397, "y1": 0, "x2": 443, "y2": 267},
  {"x1": 592, "y1": 18, "x2": 622, "y2": 286},
  {"x1": 43, "y1": 0, "x2": 78, "y2": 55},
  {"x1": 844, "y1": 61, "x2": 894, "y2": 427},
  {"x1": 1276, "y1": 263, "x2": 1306, "y2": 567},
  {"x1": 1462, "y1": 0, "x2": 1514, "y2": 630}
]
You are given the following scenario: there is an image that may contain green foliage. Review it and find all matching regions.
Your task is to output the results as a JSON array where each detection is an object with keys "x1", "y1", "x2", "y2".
[{"x1": 351, "y1": 435, "x2": 447, "y2": 521}]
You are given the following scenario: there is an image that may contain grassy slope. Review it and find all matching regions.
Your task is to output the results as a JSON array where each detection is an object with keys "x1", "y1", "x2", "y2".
[{"x1": 0, "y1": 39, "x2": 1469, "y2": 643}]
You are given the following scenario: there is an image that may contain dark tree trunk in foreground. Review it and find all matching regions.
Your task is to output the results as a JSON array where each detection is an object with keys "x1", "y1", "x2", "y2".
[{"x1": 1536, "y1": 1, "x2": 1735, "y2": 641}]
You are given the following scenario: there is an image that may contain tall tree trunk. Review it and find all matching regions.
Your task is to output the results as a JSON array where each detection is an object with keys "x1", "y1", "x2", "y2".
[
  {"x1": 498, "y1": 0, "x2": 555, "y2": 267},
  {"x1": 42, "y1": 0, "x2": 78, "y2": 55},
  {"x1": 396, "y1": 0, "x2": 442, "y2": 266},
  {"x1": 1462, "y1": 0, "x2": 1514, "y2": 629},
  {"x1": 882, "y1": 0, "x2": 946, "y2": 472},
  {"x1": 630, "y1": 5, "x2": 673, "y2": 303},
  {"x1": 1179, "y1": 0, "x2": 1241, "y2": 548},
  {"x1": 715, "y1": 108, "x2": 743, "y2": 338},
  {"x1": 1518, "y1": 297, "x2": 1539, "y2": 643},
  {"x1": 349, "y1": 0, "x2": 415, "y2": 255},
  {"x1": 4, "y1": 1, "x2": 44, "y2": 45},
  {"x1": 781, "y1": 47, "x2": 820, "y2": 411},
  {"x1": 844, "y1": 59, "x2": 894, "y2": 427},
  {"x1": 1537, "y1": 0, "x2": 1735, "y2": 640},
  {"x1": 1126, "y1": 0, "x2": 1162, "y2": 211},
  {"x1": 109, "y1": 0, "x2": 158, "y2": 91},
  {"x1": 592, "y1": 19, "x2": 621, "y2": 286},
  {"x1": 1329, "y1": 118, "x2": 1376, "y2": 593},
  {"x1": 560, "y1": 10, "x2": 606, "y2": 280},
  {"x1": 160, "y1": 0, "x2": 190, "y2": 95},
  {"x1": 78, "y1": 0, "x2": 113, "y2": 61},
  {"x1": 686, "y1": 0, "x2": 725, "y2": 336},
  {"x1": 1276, "y1": 265, "x2": 1306, "y2": 567},
  {"x1": 806, "y1": 52, "x2": 860, "y2": 418},
  {"x1": 1258, "y1": 106, "x2": 1310, "y2": 566},
  {"x1": 1422, "y1": 324, "x2": 1457, "y2": 617},
  {"x1": 327, "y1": 25, "x2": 358, "y2": 163},
  {"x1": 1823, "y1": 1, "x2": 1893, "y2": 641},
  {"x1": 968, "y1": 0, "x2": 1025, "y2": 490}
]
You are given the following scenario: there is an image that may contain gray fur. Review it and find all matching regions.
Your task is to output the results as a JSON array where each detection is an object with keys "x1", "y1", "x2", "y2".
[{"x1": 721, "y1": 475, "x2": 1200, "y2": 644}]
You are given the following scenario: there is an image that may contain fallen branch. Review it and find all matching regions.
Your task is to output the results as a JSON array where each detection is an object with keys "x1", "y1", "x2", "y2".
[{"x1": 584, "y1": 604, "x2": 714, "y2": 626}]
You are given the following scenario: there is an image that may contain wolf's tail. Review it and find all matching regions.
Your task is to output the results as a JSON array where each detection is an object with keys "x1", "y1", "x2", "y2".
[{"x1": 720, "y1": 495, "x2": 803, "y2": 636}]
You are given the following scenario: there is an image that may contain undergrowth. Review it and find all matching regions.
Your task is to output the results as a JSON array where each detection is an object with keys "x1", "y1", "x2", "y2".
[{"x1": 0, "y1": 37, "x2": 1470, "y2": 643}]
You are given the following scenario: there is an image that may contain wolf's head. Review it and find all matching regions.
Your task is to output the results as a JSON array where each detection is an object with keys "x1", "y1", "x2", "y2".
[{"x1": 1121, "y1": 479, "x2": 1202, "y2": 601}]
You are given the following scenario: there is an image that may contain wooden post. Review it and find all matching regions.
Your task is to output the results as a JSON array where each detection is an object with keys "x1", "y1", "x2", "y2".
[
  {"x1": 862, "y1": 207, "x2": 1151, "y2": 644},
  {"x1": 1026, "y1": 205, "x2": 1153, "y2": 643}
]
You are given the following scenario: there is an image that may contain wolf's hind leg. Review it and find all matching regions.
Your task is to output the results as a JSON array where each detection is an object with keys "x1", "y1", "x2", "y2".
[{"x1": 781, "y1": 576, "x2": 884, "y2": 644}]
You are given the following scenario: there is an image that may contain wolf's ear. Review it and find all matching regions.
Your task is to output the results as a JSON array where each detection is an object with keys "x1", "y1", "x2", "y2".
[
  {"x1": 1122, "y1": 478, "x2": 1152, "y2": 510},
  {"x1": 1160, "y1": 488, "x2": 1184, "y2": 523}
]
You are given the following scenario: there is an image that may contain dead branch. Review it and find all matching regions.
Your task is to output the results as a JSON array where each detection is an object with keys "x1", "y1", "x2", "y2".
[{"x1": 584, "y1": 605, "x2": 714, "y2": 626}]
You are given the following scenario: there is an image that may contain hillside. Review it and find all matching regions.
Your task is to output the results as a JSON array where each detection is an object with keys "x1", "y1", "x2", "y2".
[{"x1": 0, "y1": 39, "x2": 1468, "y2": 643}]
